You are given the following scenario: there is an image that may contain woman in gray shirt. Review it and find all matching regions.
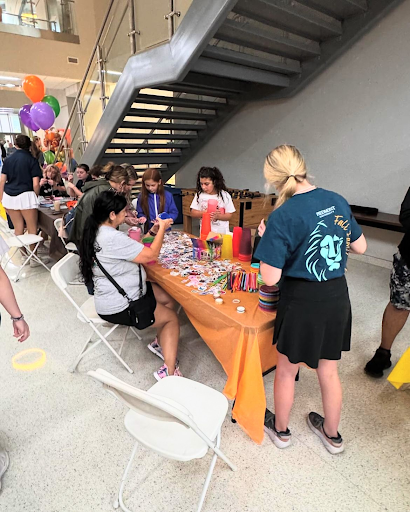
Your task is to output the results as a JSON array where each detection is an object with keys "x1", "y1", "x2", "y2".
[{"x1": 79, "y1": 190, "x2": 181, "y2": 380}]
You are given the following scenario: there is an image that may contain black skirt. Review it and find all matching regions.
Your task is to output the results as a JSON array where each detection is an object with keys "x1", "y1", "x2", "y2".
[{"x1": 273, "y1": 276, "x2": 351, "y2": 368}]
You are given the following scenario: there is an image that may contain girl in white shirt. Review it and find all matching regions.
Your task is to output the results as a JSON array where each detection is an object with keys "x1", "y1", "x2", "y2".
[{"x1": 190, "y1": 166, "x2": 235, "y2": 234}]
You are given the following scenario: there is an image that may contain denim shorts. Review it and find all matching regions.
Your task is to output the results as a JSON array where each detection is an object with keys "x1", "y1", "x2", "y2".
[{"x1": 390, "y1": 252, "x2": 410, "y2": 310}]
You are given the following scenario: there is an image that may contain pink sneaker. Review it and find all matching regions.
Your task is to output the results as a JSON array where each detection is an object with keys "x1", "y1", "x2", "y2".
[
  {"x1": 154, "y1": 364, "x2": 183, "y2": 381},
  {"x1": 147, "y1": 337, "x2": 164, "y2": 360}
]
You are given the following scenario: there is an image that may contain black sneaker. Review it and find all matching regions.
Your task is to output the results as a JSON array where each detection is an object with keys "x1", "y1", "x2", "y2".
[
  {"x1": 307, "y1": 412, "x2": 344, "y2": 455},
  {"x1": 264, "y1": 410, "x2": 292, "y2": 449},
  {"x1": 364, "y1": 348, "x2": 392, "y2": 378}
]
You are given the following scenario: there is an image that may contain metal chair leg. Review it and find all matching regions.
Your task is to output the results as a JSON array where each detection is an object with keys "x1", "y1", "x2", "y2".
[
  {"x1": 113, "y1": 441, "x2": 139, "y2": 512},
  {"x1": 197, "y1": 431, "x2": 220, "y2": 512}
]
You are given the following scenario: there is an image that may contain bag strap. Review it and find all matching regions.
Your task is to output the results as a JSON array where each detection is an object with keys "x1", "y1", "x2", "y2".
[{"x1": 94, "y1": 256, "x2": 142, "y2": 303}]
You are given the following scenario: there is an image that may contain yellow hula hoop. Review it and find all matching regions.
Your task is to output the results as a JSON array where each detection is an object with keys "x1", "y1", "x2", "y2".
[{"x1": 12, "y1": 348, "x2": 47, "y2": 371}]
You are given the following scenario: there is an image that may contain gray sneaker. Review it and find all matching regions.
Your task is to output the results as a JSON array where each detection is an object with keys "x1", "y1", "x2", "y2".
[
  {"x1": 0, "y1": 450, "x2": 10, "y2": 491},
  {"x1": 307, "y1": 412, "x2": 344, "y2": 455}
]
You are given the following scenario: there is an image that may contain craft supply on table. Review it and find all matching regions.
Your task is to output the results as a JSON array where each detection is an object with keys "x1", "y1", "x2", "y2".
[
  {"x1": 221, "y1": 234, "x2": 233, "y2": 260},
  {"x1": 236, "y1": 306, "x2": 245, "y2": 313},
  {"x1": 215, "y1": 298, "x2": 224, "y2": 305},
  {"x1": 200, "y1": 212, "x2": 212, "y2": 240},
  {"x1": 238, "y1": 227, "x2": 252, "y2": 262},
  {"x1": 259, "y1": 285, "x2": 280, "y2": 312},
  {"x1": 232, "y1": 227, "x2": 242, "y2": 257}
]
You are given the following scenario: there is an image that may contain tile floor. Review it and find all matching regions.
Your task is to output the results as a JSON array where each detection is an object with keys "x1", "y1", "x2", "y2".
[{"x1": 0, "y1": 251, "x2": 409, "y2": 512}]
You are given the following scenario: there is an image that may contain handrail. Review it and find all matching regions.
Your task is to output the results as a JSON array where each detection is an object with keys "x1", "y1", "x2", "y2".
[
  {"x1": 3, "y1": 12, "x2": 57, "y2": 31},
  {"x1": 54, "y1": 0, "x2": 117, "y2": 163}
]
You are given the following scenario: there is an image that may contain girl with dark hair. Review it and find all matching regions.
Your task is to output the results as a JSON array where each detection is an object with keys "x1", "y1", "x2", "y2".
[
  {"x1": 31, "y1": 136, "x2": 45, "y2": 169},
  {"x1": 190, "y1": 166, "x2": 235, "y2": 234},
  {"x1": 79, "y1": 190, "x2": 182, "y2": 380},
  {"x1": 136, "y1": 168, "x2": 178, "y2": 231},
  {"x1": 0, "y1": 134, "x2": 48, "y2": 266}
]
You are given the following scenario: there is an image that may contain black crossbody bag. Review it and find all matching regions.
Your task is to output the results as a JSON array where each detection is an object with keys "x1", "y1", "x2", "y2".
[{"x1": 94, "y1": 257, "x2": 156, "y2": 330}]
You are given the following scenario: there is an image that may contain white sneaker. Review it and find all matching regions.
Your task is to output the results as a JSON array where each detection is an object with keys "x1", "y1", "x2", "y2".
[{"x1": 0, "y1": 450, "x2": 10, "y2": 491}]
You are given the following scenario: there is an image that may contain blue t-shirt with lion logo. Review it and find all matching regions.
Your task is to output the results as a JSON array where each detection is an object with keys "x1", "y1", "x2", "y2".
[{"x1": 255, "y1": 188, "x2": 362, "y2": 282}]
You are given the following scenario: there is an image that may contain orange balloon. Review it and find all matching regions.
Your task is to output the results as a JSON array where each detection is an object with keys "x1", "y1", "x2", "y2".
[
  {"x1": 46, "y1": 131, "x2": 55, "y2": 141},
  {"x1": 22, "y1": 75, "x2": 45, "y2": 103},
  {"x1": 55, "y1": 162, "x2": 63, "y2": 169}
]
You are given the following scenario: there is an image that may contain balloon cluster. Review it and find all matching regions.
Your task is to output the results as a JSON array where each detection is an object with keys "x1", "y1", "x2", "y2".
[
  {"x1": 43, "y1": 129, "x2": 64, "y2": 165},
  {"x1": 19, "y1": 75, "x2": 60, "y2": 131}
]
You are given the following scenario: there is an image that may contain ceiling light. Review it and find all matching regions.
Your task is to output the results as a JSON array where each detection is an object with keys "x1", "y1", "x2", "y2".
[
  {"x1": 107, "y1": 70, "x2": 121, "y2": 76},
  {"x1": 0, "y1": 76, "x2": 20, "y2": 81},
  {"x1": 4, "y1": 83, "x2": 16, "y2": 88},
  {"x1": 90, "y1": 80, "x2": 100, "y2": 84}
]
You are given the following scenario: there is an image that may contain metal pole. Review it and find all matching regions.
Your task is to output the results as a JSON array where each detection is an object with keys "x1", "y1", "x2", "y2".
[
  {"x1": 77, "y1": 99, "x2": 88, "y2": 154},
  {"x1": 96, "y1": 44, "x2": 108, "y2": 111},
  {"x1": 128, "y1": 0, "x2": 137, "y2": 54}
]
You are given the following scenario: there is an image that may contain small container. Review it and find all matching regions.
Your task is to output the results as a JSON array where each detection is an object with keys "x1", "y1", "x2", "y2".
[
  {"x1": 236, "y1": 306, "x2": 245, "y2": 313},
  {"x1": 215, "y1": 298, "x2": 224, "y2": 305},
  {"x1": 53, "y1": 200, "x2": 61, "y2": 212},
  {"x1": 128, "y1": 227, "x2": 142, "y2": 242}
]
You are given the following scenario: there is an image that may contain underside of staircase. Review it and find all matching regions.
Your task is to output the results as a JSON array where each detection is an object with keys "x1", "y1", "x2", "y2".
[{"x1": 82, "y1": 0, "x2": 403, "y2": 183}]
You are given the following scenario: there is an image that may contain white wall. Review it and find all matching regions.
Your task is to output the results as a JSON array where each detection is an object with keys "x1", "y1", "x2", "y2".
[{"x1": 176, "y1": 2, "x2": 410, "y2": 264}]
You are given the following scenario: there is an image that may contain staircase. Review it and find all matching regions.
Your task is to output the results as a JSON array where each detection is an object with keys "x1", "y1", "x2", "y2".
[{"x1": 82, "y1": 0, "x2": 403, "y2": 183}]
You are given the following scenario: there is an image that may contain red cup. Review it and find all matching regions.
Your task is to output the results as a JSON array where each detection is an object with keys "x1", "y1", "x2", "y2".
[
  {"x1": 200, "y1": 212, "x2": 212, "y2": 240},
  {"x1": 207, "y1": 199, "x2": 218, "y2": 214},
  {"x1": 128, "y1": 227, "x2": 141, "y2": 242}
]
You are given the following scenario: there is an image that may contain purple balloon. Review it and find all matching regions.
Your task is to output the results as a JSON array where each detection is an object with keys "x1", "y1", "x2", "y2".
[
  {"x1": 19, "y1": 104, "x2": 40, "y2": 132},
  {"x1": 31, "y1": 101, "x2": 55, "y2": 130}
]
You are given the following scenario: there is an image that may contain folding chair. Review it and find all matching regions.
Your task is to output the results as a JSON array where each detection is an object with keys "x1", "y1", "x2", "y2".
[
  {"x1": 88, "y1": 369, "x2": 237, "y2": 512},
  {"x1": 54, "y1": 218, "x2": 77, "y2": 253},
  {"x1": 0, "y1": 217, "x2": 50, "y2": 282},
  {"x1": 51, "y1": 253, "x2": 141, "y2": 374}
]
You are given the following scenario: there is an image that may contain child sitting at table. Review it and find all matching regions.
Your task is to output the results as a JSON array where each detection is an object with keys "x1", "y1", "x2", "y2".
[
  {"x1": 39, "y1": 165, "x2": 68, "y2": 197},
  {"x1": 136, "y1": 168, "x2": 179, "y2": 232},
  {"x1": 190, "y1": 166, "x2": 235, "y2": 234},
  {"x1": 65, "y1": 164, "x2": 92, "y2": 198}
]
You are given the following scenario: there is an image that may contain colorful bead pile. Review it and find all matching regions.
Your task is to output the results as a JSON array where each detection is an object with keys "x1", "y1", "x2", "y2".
[{"x1": 259, "y1": 285, "x2": 280, "y2": 312}]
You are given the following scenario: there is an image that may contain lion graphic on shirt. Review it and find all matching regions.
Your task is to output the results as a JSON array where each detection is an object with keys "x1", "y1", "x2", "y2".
[{"x1": 305, "y1": 220, "x2": 343, "y2": 281}]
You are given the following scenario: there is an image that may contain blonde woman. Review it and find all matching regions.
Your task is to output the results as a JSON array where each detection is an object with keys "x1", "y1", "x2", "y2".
[
  {"x1": 255, "y1": 145, "x2": 367, "y2": 454},
  {"x1": 39, "y1": 164, "x2": 67, "y2": 197}
]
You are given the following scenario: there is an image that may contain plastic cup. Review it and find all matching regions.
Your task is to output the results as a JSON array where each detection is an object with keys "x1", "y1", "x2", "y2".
[
  {"x1": 53, "y1": 200, "x2": 61, "y2": 212},
  {"x1": 207, "y1": 199, "x2": 218, "y2": 214},
  {"x1": 221, "y1": 234, "x2": 233, "y2": 260},
  {"x1": 200, "y1": 212, "x2": 212, "y2": 240},
  {"x1": 128, "y1": 227, "x2": 141, "y2": 242}
]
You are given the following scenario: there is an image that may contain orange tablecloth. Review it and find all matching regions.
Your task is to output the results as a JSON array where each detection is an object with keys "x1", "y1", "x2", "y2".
[{"x1": 146, "y1": 260, "x2": 277, "y2": 444}]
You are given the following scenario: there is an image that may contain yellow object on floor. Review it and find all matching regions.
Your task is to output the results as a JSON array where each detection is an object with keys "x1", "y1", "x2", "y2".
[
  {"x1": 0, "y1": 202, "x2": 6, "y2": 220},
  {"x1": 387, "y1": 347, "x2": 410, "y2": 389}
]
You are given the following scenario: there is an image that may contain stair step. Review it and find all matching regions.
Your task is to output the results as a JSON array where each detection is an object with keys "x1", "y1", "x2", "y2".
[
  {"x1": 192, "y1": 57, "x2": 290, "y2": 87},
  {"x1": 114, "y1": 132, "x2": 198, "y2": 140},
  {"x1": 102, "y1": 154, "x2": 182, "y2": 164},
  {"x1": 127, "y1": 108, "x2": 216, "y2": 121},
  {"x1": 120, "y1": 121, "x2": 207, "y2": 131},
  {"x1": 108, "y1": 143, "x2": 190, "y2": 150},
  {"x1": 182, "y1": 72, "x2": 251, "y2": 93},
  {"x1": 233, "y1": 0, "x2": 342, "y2": 42},
  {"x1": 156, "y1": 84, "x2": 238, "y2": 99},
  {"x1": 296, "y1": 0, "x2": 367, "y2": 20},
  {"x1": 216, "y1": 19, "x2": 321, "y2": 61},
  {"x1": 202, "y1": 45, "x2": 301, "y2": 75},
  {"x1": 134, "y1": 93, "x2": 228, "y2": 110}
]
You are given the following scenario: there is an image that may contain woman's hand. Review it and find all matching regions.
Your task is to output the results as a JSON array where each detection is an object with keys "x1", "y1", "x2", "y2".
[
  {"x1": 258, "y1": 219, "x2": 266, "y2": 237},
  {"x1": 138, "y1": 216, "x2": 147, "y2": 224},
  {"x1": 210, "y1": 211, "x2": 219, "y2": 222},
  {"x1": 40, "y1": 177, "x2": 47, "y2": 186},
  {"x1": 157, "y1": 217, "x2": 173, "y2": 231},
  {"x1": 13, "y1": 318, "x2": 30, "y2": 342},
  {"x1": 67, "y1": 174, "x2": 74, "y2": 183},
  {"x1": 47, "y1": 179, "x2": 54, "y2": 186},
  {"x1": 65, "y1": 181, "x2": 74, "y2": 190}
]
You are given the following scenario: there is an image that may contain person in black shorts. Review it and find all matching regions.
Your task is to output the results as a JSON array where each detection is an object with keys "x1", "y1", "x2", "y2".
[
  {"x1": 365, "y1": 188, "x2": 410, "y2": 377},
  {"x1": 255, "y1": 145, "x2": 367, "y2": 455}
]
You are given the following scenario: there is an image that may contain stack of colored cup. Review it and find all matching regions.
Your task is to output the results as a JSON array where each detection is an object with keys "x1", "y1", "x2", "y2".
[
  {"x1": 221, "y1": 234, "x2": 233, "y2": 259},
  {"x1": 259, "y1": 285, "x2": 280, "y2": 312},
  {"x1": 232, "y1": 227, "x2": 242, "y2": 257},
  {"x1": 238, "y1": 227, "x2": 252, "y2": 262},
  {"x1": 200, "y1": 212, "x2": 212, "y2": 240}
]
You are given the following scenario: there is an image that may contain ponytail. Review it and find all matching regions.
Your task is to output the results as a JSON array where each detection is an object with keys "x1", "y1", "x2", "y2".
[{"x1": 263, "y1": 145, "x2": 307, "y2": 209}]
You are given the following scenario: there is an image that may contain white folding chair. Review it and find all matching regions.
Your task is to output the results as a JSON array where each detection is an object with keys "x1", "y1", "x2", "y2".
[
  {"x1": 0, "y1": 217, "x2": 50, "y2": 282},
  {"x1": 88, "y1": 369, "x2": 237, "y2": 512},
  {"x1": 51, "y1": 253, "x2": 141, "y2": 374},
  {"x1": 54, "y1": 217, "x2": 77, "y2": 253}
]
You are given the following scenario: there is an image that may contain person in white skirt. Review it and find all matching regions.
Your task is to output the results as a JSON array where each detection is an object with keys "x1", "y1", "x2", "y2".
[{"x1": 0, "y1": 135, "x2": 48, "y2": 266}]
